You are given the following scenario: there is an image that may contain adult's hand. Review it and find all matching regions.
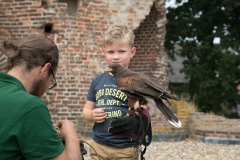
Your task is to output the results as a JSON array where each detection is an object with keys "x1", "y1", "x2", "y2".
[
  {"x1": 52, "y1": 120, "x2": 82, "y2": 160},
  {"x1": 55, "y1": 120, "x2": 78, "y2": 140}
]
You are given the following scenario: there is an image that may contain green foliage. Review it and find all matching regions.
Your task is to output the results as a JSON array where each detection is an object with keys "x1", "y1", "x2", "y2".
[{"x1": 165, "y1": 0, "x2": 240, "y2": 117}]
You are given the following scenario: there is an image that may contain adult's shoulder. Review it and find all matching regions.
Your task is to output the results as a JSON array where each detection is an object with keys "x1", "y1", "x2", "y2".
[
  {"x1": 16, "y1": 89, "x2": 47, "y2": 111},
  {"x1": 22, "y1": 89, "x2": 45, "y2": 103}
]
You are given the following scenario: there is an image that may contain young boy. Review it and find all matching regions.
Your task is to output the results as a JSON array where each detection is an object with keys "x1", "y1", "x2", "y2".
[{"x1": 83, "y1": 25, "x2": 140, "y2": 160}]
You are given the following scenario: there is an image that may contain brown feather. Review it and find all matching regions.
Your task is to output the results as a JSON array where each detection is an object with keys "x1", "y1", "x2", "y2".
[{"x1": 106, "y1": 64, "x2": 182, "y2": 128}]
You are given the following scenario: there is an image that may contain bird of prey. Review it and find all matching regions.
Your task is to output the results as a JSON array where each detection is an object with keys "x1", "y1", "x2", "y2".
[{"x1": 105, "y1": 64, "x2": 182, "y2": 128}]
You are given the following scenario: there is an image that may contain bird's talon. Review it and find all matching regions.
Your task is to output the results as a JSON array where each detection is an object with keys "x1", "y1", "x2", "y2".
[
  {"x1": 127, "y1": 110, "x2": 134, "y2": 116},
  {"x1": 134, "y1": 111, "x2": 139, "y2": 115}
]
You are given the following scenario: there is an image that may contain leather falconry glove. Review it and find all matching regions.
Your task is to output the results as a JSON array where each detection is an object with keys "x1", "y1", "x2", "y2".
[{"x1": 108, "y1": 107, "x2": 152, "y2": 146}]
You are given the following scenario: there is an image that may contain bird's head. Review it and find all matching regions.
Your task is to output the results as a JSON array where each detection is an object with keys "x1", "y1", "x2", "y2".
[{"x1": 105, "y1": 64, "x2": 125, "y2": 77}]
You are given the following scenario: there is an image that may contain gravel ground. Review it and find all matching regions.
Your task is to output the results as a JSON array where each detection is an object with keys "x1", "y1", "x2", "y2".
[{"x1": 82, "y1": 139, "x2": 240, "y2": 160}]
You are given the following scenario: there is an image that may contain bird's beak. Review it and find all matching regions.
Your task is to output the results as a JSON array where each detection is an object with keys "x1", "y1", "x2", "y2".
[{"x1": 105, "y1": 66, "x2": 113, "y2": 72}]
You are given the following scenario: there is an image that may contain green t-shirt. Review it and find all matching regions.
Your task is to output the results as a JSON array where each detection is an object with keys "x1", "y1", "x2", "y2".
[{"x1": 0, "y1": 72, "x2": 64, "y2": 160}]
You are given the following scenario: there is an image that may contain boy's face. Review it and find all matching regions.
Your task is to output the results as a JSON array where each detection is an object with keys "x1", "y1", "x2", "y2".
[{"x1": 102, "y1": 42, "x2": 136, "y2": 68}]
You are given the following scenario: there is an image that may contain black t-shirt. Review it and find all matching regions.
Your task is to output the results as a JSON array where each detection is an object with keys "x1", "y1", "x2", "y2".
[{"x1": 87, "y1": 72, "x2": 137, "y2": 147}]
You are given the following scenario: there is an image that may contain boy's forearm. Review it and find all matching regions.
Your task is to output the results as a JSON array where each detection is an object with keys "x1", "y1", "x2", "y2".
[{"x1": 82, "y1": 108, "x2": 93, "y2": 122}]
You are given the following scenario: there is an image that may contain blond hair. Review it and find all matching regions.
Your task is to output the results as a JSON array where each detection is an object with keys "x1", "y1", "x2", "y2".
[{"x1": 102, "y1": 25, "x2": 135, "y2": 47}]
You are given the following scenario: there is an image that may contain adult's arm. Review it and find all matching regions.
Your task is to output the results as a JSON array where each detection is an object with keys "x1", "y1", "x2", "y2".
[{"x1": 51, "y1": 120, "x2": 81, "y2": 160}]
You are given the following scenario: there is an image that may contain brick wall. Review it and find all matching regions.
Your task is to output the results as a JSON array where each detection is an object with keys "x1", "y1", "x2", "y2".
[
  {"x1": 132, "y1": 2, "x2": 169, "y2": 87},
  {"x1": 0, "y1": 0, "x2": 177, "y2": 134}
]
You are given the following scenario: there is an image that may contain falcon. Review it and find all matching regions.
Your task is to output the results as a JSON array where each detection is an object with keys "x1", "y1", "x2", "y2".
[{"x1": 106, "y1": 64, "x2": 182, "y2": 128}]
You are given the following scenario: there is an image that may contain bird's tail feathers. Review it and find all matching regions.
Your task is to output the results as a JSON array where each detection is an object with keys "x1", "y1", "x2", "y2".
[
  {"x1": 162, "y1": 92, "x2": 178, "y2": 101},
  {"x1": 168, "y1": 119, "x2": 182, "y2": 128},
  {"x1": 155, "y1": 99, "x2": 182, "y2": 128}
]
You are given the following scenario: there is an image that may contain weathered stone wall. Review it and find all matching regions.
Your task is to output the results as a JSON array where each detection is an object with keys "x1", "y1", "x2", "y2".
[
  {"x1": 190, "y1": 112, "x2": 240, "y2": 144},
  {"x1": 0, "y1": 0, "x2": 177, "y2": 134}
]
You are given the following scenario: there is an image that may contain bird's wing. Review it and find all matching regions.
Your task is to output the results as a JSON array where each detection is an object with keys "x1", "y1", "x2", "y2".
[
  {"x1": 116, "y1": 72, "x2": 181, "y2": 128},
  {"x1": 138, "y1": 73, "x2": 178, "y2": 100},
  {"x1": 122, "y1": 89, "x2": 182, "y2": 128},
  {"x1": 119, "y1": 73, "x2": 177, "y2": 100}
]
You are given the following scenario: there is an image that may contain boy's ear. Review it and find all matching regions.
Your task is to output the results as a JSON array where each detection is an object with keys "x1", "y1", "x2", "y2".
[
  {"x1": 102, "y1": 47, "x2": 106, "y2": 53},
  {"x1": 131, "y1": 47, "x2": 136, "y2": 58}
]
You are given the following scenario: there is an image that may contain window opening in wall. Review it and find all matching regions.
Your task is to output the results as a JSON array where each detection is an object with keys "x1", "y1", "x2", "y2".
[
  {"x1": 44, "y1": 23, "x2": 53, "y2": 34},
  {"x1": 59, "y1": 0, "x2": 79, "y2": 15},
  {"x1": 41, "y1": 0, "x2": 49, "y2": 9}
]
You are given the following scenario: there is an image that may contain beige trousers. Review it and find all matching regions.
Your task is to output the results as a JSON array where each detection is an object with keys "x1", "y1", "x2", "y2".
[{"x1": 89, "y1": 140, "x2": 139, "y2": 160}]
